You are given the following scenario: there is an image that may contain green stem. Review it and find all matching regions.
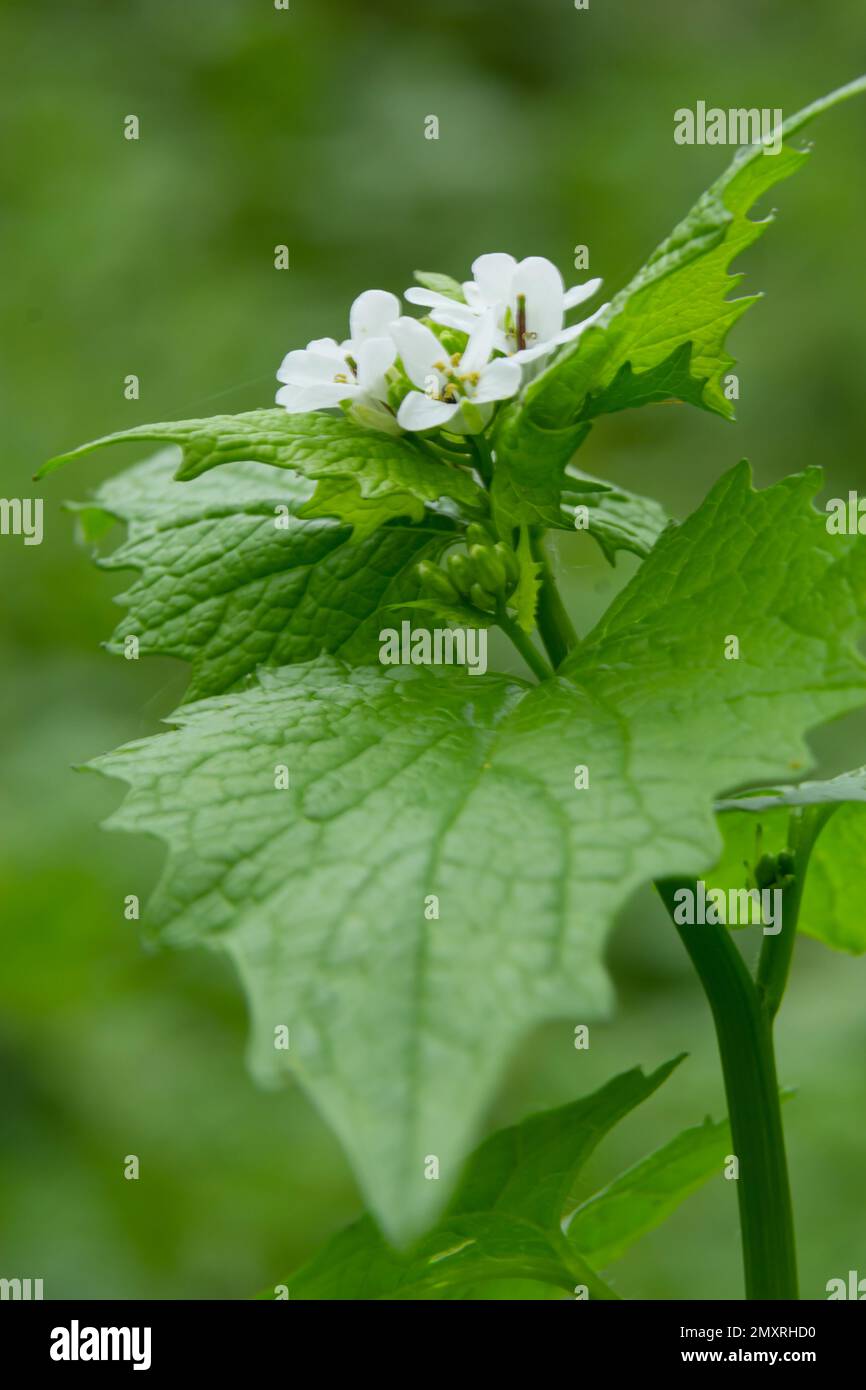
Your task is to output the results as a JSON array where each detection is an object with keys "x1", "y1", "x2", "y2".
[
  {"x1": 556, "y1": 1236, "x2": 621, "y2": 1300},
  {"x1": 498, "y1": 609, "x2": 554, "y2": 682},
  {"x1": 656, "y1": 878, "x2": 798, "y2": 1300},
  {"x1": 530, "y1": 529, "x2": 579, "y2": 668},
  {"x1": 470, "y1": 434, "x2": 494, "y2": 484},
  {"x1": 434, "y1": 436, "x2": 475, "y2": 459},
  {"x1": 756, "y1": 805, "x2": 835, "y2": 1021},
  {"x1": 413, "y1": 436, "x2": 476, "y2": 476}
]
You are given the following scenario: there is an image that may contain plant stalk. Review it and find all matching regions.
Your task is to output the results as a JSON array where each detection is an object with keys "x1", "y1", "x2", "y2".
[
  {"x1": 532, "y1": 534, "x2": 820, "y2": 1300},
  {"x1": 530, "y1": 529, "x2": 579, "y2": 668},
  {"x1": 656, "y1": 878, "x2": 798, "y2": 1299},
  {"x1": 470, "y1": 433, "x2": 494, "y2": 484},
  {"x1": 498, "y1": 609, "x2": 554, "y2": 682},
  {"x1": 756, "y1": 805, "x2": 835, "y2": 1021}
]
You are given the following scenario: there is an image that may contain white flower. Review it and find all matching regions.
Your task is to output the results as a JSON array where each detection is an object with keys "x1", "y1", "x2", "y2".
[
  {"x1": 276, "y1": 289, "x2": 400, "y2": 415},
  {"x1": 391, "y1": 312, "x2": 521, "y2": 433},
  {"x1": 406, "y1": 253, "x2": 607, "y2": 363}
]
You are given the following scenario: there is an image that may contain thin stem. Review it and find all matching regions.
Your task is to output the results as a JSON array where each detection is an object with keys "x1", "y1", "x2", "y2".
[
  {"x1": 434, "y1": 436, "x2": 476, "y2": 459},
  {"x1": 756, "y1": 805, "x2": 836, "y2": 1021},
  {"x1": 412, "y1": 436, "x2": 474, "y2": 475},
  {"x1": 530, "y1": 529, "x2": 579, "y2": 669},
  {"x1": 411, "y1": 436, "x2": 443, "y2": 462},
  {"x1": 656, "y1": 878, "x2": 798, "y2": 1300},
  {"x1": 470, "y1": 433, "x2": 494, "y2": 484},
  {"x1": 438, "y1": 434, "x2": 475, "y2": 456},
  {"x1": 556, "y1": 1236, "x2": 621, "y2": 1300},
  {"x1": 498, "y1": 609, "x2": 554, "y2": 683}
]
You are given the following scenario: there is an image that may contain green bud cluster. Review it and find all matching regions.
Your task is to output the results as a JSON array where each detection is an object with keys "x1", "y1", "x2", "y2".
[
  {"x1": 416, "y1": 523, "x2": 521, "y2": 616},
  {"x1": 753, "y1": 850, "x2": 797, "y2": 892}
]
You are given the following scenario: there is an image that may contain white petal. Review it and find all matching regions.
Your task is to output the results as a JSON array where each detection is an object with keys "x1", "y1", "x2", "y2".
[
  {"x1": 405, "y1": 288, "x2": 479, "y2": 332},
  {"x1": 391, "y1": 316, "x2": 448, "y2": 388},
  {"x1": 424, "y1": 304, "x2": 479, "y2": 334},
  {"x1": 356, "y1": 336, "x2": 397, "y2": 395},
  {"x1": 349, "y1": 289, "x2": 401, "y2": 341},
  {"x1": 555, "y1": 301, "x2": 610, "y2": 344},
  {"x1": 512, "y1": 257, "x2": 565, "y2": 347},
  {"x1": 472, "y1": 357, "x2": 522, "y2": 403},
  {"x1": 563, "y1": 277, "x2": 602, "y2": 310},
  {"x1": 396, "y1": 390, "x2": 459, "y2": 431},
  {"x1": 277, "y1": 347, "x2": 350, "y2": 385},
  {"x1": 404, "y1": 287, "x2": 453, "y2": 309},
  {"x1": 276, "y1": 381, "x2": 357, "y2": 412},
  {"x1": 460, "y1": 312, "x2": 496, "y2": 375},
  {"x1": 512, "y1": 339, "x2": 557, "y2": 364},
  {"x1": 470, "y1": 252, "x2": 517, "y2": 306},
  {"x1": 305, "y1": 337, "x2": 343, "y2": 356},
  {"x1": 463, "y1": 281, "x2": 487, "y2": 310},
  {"x1": 490, "y1": 325, "x2": 511, "y2": 355}
]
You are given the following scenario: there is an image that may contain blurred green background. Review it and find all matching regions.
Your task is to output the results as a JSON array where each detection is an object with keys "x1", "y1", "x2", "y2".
[{"x1": 2, "y1": 0, "x2": 865, "y2": 1299}]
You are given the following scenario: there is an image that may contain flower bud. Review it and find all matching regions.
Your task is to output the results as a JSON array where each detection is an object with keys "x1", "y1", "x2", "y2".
[
  {"x1": 469, "y1": 582, "x2": 497, "y2": 614},
  {"x1": 446, "y1": 552, "x2": 475, "y2": 599},
  {"x1": 465, "y1": 522, "x2": 496, "y2": 549},
  {"x1": 417, "y1": 561, "x2": 460, "y2": 605},
  {"x1": 493, "y1": 541, "x2": 521, "y2": 589},
  {"x1": 470, "y1": 544, "x2": 507, "y2": 595}
]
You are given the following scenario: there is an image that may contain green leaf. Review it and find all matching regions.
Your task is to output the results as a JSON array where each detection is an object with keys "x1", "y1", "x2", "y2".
[
  {"x1": 89, "y1": 462, "x2": 866, "y2": 1237},
  {"x1": 492, "y1": 77, "x2": 866, "y2": 531},
  {"x1": 711, "y1": 768, "x2": 866, "y2": 954},
  {"x1": 579, "y1": 341, "x2": 710, "y2": 422},
  {"x1": 413, "y1": 270, "x2": 467, "y2": 302},
  {"x1": 71, "y1": 450, "x2": 452, "y2": 700},
  {"x1": 561, "y1": 469, "x2": 670, "y2": 562},
  {"x1": 39, "y1": 408, "x2": 485, "y2": 530},
  {"x1": 386, "y1": 598, "x2": 492, "y2": 630},
  {"x1": 294, "y1": 475, "x2": 435, "y2": 542},
  {"x1": 566, "y1": 1114, "x2": 731, "y2": 1267},
  {"x1": 491, "y1": 418, "x2": 591, "y2": 536},
  {"x1": 284, "y1": 1059, "x2": 681, "y2": 1299}
]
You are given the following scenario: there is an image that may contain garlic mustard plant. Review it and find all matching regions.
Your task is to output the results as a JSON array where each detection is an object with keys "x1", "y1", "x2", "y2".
[{"x1": 38, "y1": 78, "x2": 866, "y2": 1301}]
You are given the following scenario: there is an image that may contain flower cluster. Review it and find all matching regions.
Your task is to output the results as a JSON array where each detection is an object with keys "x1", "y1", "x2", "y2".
[{"x1": 276, "y1": 254, "x2": 607, "y2": 436}]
